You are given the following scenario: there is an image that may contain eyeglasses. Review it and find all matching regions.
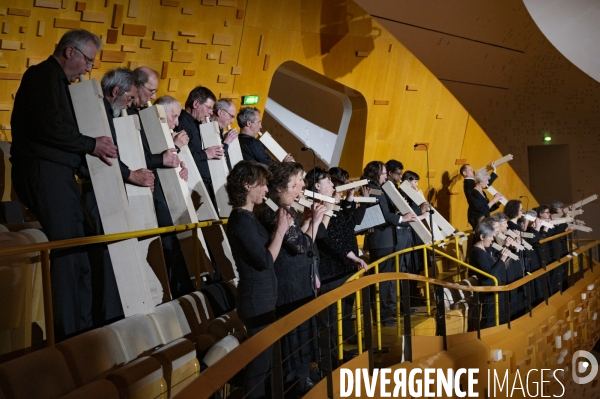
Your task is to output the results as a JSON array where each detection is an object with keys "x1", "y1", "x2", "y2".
[
  {"x1": 220, "y1": 109, "x2": 235, "y2": 119},
  {"x1": 143, "y1": 84, "x2": 158, "y2": 94},
  {"x1": 72, "y1": 46, "x2": 94, "y2": 67},
  {"x1": 123, "y1": 91, "x2": 135, "y2": 102},
  {"x1": 201, "y1": 103, "x2": 213, "y2": 111}
]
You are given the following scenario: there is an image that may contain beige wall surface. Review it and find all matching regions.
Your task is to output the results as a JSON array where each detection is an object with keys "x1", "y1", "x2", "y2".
[{"x1": 0, "y1": 0, "x2": 536, "y2": 230}]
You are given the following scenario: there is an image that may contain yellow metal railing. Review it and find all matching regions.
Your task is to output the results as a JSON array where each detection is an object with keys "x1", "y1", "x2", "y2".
[
  {"x1": 0, "y1": 220, "x2": 227, "y2": 347},
  {"x1": 337, "y1": 230, "x2": 580, "y2": 359}
]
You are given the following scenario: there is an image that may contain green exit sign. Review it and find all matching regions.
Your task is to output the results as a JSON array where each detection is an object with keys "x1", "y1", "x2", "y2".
[{"x1": 242, "y1": 95, "x2": 260, "y2": 105}]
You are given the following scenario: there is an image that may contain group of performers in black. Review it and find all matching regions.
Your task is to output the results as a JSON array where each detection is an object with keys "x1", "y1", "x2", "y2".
[{"x1": 9, "y1": 28, "x2": 587, "y2": 398}]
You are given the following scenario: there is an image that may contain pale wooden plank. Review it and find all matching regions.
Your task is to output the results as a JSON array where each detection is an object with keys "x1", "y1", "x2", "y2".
[
  {"x1": 199, "y1": 121, "x2": 231, "y2": 217},
  {"x1": 139, "y1": 105, "x2": 214, "y2": 276},
  {"x1": 258, "y1": 131, "x2": 287, "y2": 161},
  {"x1": 382, "y1": 181, "x2": 432, "y2": 244},
  {"x1": 113, "y1": 113, "x2": 158, "y2": 231},
  {"x1": 400, "y1": 181, "x2": 456, "y2": 236}
]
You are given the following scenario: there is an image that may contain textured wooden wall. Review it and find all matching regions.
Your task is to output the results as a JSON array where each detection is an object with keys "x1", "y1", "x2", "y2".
[{"x1": 0, "y1": 0, "x2": 537, "y2": 230}]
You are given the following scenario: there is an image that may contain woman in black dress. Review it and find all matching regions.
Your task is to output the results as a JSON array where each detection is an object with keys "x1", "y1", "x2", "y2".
[
  {"x1": 307, "y1": 167, "x2": 367, "y2": 348},
  {"x1": 470, "y1": 222, "x2": 512, "y2": 328},
  {"x1": 254, "y1": 162, "x2": 327, "y2": 393},
  {"x1": 225, "y1": 161, "x2": 293, "y2": 398},
  {"x1": 467, "y1": 170, "x2": 505, "y2": 229}
]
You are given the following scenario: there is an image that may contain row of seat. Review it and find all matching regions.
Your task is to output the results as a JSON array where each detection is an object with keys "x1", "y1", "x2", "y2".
[{"x1": 0, "y1": 282, "x2": 247, "y2": 399}]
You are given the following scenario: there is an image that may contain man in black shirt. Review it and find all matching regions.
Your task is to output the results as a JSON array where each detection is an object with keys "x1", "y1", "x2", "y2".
[
  {"x1": 80, "y1": 67, "x2": 155, "y2": 322},
  {"x1": 174, "y1": 86, "x2": 223, "y2": 209},
  {"x1": 237, "y1": 107, "x2": 294, "y2": 165},
  {"x1": 211, "y1": 98, "x2": 240, "y2": 170},
  {"x1": 10, "y1": 29, "x2": 118, "y2": 341},
  {"x1": 130, "y1": 67, "x2": 192, "y2": 298}
]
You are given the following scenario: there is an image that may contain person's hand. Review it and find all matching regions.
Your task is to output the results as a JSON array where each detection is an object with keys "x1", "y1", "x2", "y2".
[
  {"x1": 223, "y1": 128, "x2": 239, "y2": 145},
  {"x1": 283, "y1": 153, "x2": 294, "y2": 162},
  {"x1": 420, "y1": 202, "x2": 431, "y2": 213},
  {"x1": 275, "y1": 208, "x2": 293, "y2": 235},
  {"x1": 315, "y1": 274, "x2": 321, "y2": 290},
  {"x1": 360, "y1": 186, "x2": 371, "y2": 197},
  {"x1": 493, "y1": 193, "x2": 504, "y2": 203},
  {"x1": 93, "y1": 136, "x2": 118, "y2": 166},
  {"x1": 355, "y1": 258, "x2": 368, "y2": 271},
  {"x1": 576, "y1": 220, "x2": 586, "y2": 226},
  {"x1": 205, "y1": 145, "x2": 224, "y2": 160},
  {"x1": 345, "y1": 188, "x2": 355, "y2": 201},
  {"x1": 127, "y1": 168, "x2": 154, "y2": 187},
  {"x1": 173, "y1": 131, "x2": 189, "y2": 148},
  {"x1": 179, "y1": 161, "x2": 188, "y2": 182},
  {"x1": 312, "y1": 203, "x2": 328, "y2": 226},
  {"x1": 534, "y1": 217, "x2": 543, "y2": 231},
  {"x1": 162, "y1": 148, "x2": 180, "y2": 168},
  {"x1": 401, "y1": 212, "x2": 418, "y2": 223},
  {"x1": 504, "y1": 236, "x2": 514, "y2": 248},
  {"x1": 500, "y1": 247, "x2": 511, "y2": 262},
  {"x1": 490, "y1": 161, "x2": 497, "y2": 174}
]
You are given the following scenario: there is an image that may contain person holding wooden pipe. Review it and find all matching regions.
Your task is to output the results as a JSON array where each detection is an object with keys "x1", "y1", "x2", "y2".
[
  {"x1": 174, "y1": 86, "x2": 223, "y2": 209},
  {"x1": 11, "y1": 29, "x2": 116, "y2": 341},
  {"x1": 129, "y1": 67, "x2": 193, "y2": 297},
  {"x1": 467, "y1": 169, "x2": 505, "y2": 229},
  {"x1": 237, "y1": 107, "x2": 294, "y2": 165},
  {"x1": 211, "y1": 98, "x2": 240, "y2": 171},
  {"x1": 254, "y1": 162, "x2": 326, "y2": 393},
  {"x1": 362, "y1": 161, "x2": 418, "y2": 325},
  {"x1": 460, "y1": 161, "x2": 498, "y2": 200},
  {"x1": 470, "y1": 222, "x2": 512, "y2": 328},
  {"x1": 225, "y1": 161, "x2": 292, "y2": 399}
]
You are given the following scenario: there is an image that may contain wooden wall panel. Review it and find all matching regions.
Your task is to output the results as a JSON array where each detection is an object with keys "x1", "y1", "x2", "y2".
[{"x1": 0, "y1": 0, "x2": 534, "y2": 229}]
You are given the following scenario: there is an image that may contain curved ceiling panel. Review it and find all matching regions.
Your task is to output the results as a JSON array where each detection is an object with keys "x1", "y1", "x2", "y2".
[{"x1": 524, "y1": 0, "x2": 600, "y2": 84}]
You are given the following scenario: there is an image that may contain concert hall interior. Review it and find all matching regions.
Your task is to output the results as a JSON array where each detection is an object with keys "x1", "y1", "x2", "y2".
[{"x1": 0, "y1": 1, "x2": 599, "y2": 398}]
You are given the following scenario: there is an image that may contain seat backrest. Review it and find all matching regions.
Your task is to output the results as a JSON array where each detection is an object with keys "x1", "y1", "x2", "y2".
[
  {"x1": 178, "y1": 292, "x2": 214, "y2": 335},
  {"x1": 201, "y1": 283, "x2": 236, "y2": 317},
  {"x1": 148, "y1": 303, "x2": 185, "y2": 344},
  {"x1": 170, "y1": 300, "x2": 192, "y2": 336},
  {"x1": 203, "y1": 335, "x2": 240, "y2": 367},
  {"x1": 56, "y1": 327, "x2": 128, "y2": 387},
  {"x1": 0, "y1": 347, "x2": 76, "y2": 399},
  {"x1": 104, "y1": 314, "x2": 161, "y2": 361}
]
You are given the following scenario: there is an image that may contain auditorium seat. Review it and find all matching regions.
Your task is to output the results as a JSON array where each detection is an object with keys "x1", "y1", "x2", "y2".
[
  {"x1": 178, "y1": 291, "x2": 246, "y2": 352},
  {"x1": 0, "y1": 347, "x2": 119, "y2": 399},
  {"x1": 203, "y1": 334, "x2": 240, "y2": 367},
  {"x1": 147, "y1": 304, "x2": 200, "y2": 396},
  {"x1": 56, "y1": 327, "x2": 167, "y2": 399},
  {"x1": 450, "y1": 277, "x2": 480, "y2": 332},
  {"x1": 104, "y1": 314, "x2": 196, "y2": 397}
]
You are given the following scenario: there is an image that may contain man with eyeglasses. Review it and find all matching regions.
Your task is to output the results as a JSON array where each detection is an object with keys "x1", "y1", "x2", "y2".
[
  {"x1": 129, "y1": 67, "x2": 193, "y2": 298},
  {"x1": 237, "y1": 107, "x2": 294, "y2": 165},
  {"x1": 10, "y1": 29, "x2": 119, "y2": 341},
  {"x1": 174, "y1": 86, "x2": 224, "y2": 208},
  {"x1": 211, "y1": 98, "x2": 240, "y2": 170}
]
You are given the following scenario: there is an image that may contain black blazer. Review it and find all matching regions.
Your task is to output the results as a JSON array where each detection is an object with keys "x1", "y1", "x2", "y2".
[{"x1": 366, "y1": 182, "x2": 403, "y2": 249}]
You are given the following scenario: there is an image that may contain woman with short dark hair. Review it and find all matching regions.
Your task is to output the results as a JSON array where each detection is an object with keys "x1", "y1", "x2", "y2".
[
  {"x1": 254, "y1": 161, "x2": 327, "y2": 392},
  {"x1": 225, "y1": 161, "x2": 293, "y2": 398}
]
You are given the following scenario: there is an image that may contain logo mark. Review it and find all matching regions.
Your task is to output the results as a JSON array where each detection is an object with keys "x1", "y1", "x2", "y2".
[{"x1": 572, "y1": 350, "x2": 598, "y2": 385}]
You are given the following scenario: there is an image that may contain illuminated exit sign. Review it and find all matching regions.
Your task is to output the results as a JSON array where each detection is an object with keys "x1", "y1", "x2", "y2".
[{"x1": 242, "y1": 95, "x2": 260, "y2": 105}]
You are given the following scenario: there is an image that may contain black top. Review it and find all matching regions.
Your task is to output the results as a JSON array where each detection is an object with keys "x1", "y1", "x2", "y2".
[
  {"x1": 175, "y1": 110, "x2": 211, "y2": 181},
  {"x1": 226, "y1": 208, "x2": 277, "y2": 321},
  {"x1": 316, "y1": 200, "x2": 358, "y2": 282},
  {"x1": 470, "y1": 246, "x2": 507, "y2": 286},
  {"x1": 239, "y1": 134, "x2": 273, "y2": 166},
  {"x1": 366, "y1": 182, "x2": 403, "y2": 249},
  {"x1": 254, "y1": 204, "x2": 315, "y2": 315},
  {"x1": 463, "y1": 172, "x2": 497, "y2": 199},
  {"x1": 219, "y1": 127, "x2": 232, "y2": 171},
  {"x1": 11, "y1": 56, "x2": 96, "y2": 168},
  {"x1": 468, "y1": 189, "x2": 500, "y2": 227}
]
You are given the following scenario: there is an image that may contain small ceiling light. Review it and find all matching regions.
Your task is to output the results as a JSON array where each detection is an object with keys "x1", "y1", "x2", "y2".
[{"x1": 544, "y1": 135, "x2": 552, "y2": 142}]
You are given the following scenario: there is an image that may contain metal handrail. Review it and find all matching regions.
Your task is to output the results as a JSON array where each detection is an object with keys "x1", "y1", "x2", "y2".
[{"x1": 0, "y1": 219, "x2": 227, "y2": 346}]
